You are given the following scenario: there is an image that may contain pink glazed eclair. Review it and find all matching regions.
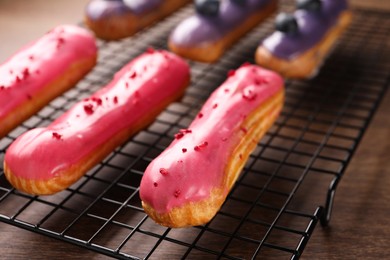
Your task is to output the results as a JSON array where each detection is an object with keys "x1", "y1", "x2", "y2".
[
  {"x1": 4, "y1": 50, "x2": 190, "y2": 195},
  {"x1": 0, "y1": 25, "x2": 97, "y2": 139},
  {"x1": 140, "y1": 63, "x2": 284, "y2": 227}
]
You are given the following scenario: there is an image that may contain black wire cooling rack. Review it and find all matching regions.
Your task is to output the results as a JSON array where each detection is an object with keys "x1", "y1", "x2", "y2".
[{"x1": 1, "y1": 1, "x2": 390, "y2": 259}]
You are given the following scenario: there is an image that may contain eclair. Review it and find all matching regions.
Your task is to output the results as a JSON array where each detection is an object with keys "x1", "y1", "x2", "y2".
[
  {"x1": 0, "y1": 25, "x2": 97, "y2": 139},
  {"x1": 84, "y1": 0, "x2": 190, "y2": 40},
  {"x1": 255, "y1": 0, "x2": 352, "y2": 79},
  {"x1": 140, "y1": 64, "x2": 284, "y2": 227},
  {"x1": 4, "y1": 50, "x2": 190, "y2": 195},
  {"x1": 169, "y1": 0, "x2": 278, "y2": 63}
]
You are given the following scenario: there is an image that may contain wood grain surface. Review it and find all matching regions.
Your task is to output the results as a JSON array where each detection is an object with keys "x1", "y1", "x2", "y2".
[{"x1": 0, "y1": 0, "x2": 389, "y2": 259}]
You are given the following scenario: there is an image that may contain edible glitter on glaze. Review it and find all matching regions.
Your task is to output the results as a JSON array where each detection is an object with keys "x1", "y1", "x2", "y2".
[{"x1": 262, "y1": 0, "x2": 349, "y2": 59}]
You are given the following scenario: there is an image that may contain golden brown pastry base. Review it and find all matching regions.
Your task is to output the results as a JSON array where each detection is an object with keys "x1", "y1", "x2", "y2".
[
  {"x1": 0, "y1": 55, "x2": 97, "y2": 139},
  {"x1": 255, "y1": 11, "x2": 352, "y2": 79},
  {"x1": 142, "y1": 89, "x2": 285, "y2": 228},
  {"x1": 3, "y1": 77, "x2": 190, "y2": 195},
  {"x1": 85, "y1": 0, "x2": 190, "y2": 41},
  {"x1": 168, "y1": 0, "x2": 278, "y2": 63}
]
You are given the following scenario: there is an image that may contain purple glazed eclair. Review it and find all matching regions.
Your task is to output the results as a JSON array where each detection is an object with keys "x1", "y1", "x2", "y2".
[
  {"x1": 169, "y1": 0, "x2": 278, "y2": 62},
  {"x1": 85, "y1": 0, "x2": 191, "y2": 40},
  {"x1": 255, "y1": 0, "x2": 352, "y2": 78}
]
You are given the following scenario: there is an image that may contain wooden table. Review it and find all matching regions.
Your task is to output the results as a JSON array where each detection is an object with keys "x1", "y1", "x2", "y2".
[{"x1": 0, "y1": 1, "x2": 389, "y2": 259}]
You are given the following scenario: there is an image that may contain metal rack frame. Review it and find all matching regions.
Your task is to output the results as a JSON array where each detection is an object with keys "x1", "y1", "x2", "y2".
[{"x1": 1, "y1": 2, "x2": 389, "y2": 259}]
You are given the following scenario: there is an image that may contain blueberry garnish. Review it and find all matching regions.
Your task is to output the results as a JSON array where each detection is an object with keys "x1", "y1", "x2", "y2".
[
  {"x1": 275, "y1": 13, "x2": 299, "y2": 35},
  {"x1": 195, "y1": 0, "x2": 220, "y2": 16},
  {"x1": 231, "y1": 0, "x2": 247, "y2": 7},
  {"x1": 296, "y1": 0, "x2": 322, "y2": 12}
]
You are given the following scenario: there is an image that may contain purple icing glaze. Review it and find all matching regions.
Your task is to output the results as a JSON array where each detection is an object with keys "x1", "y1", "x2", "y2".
[
  {"x1": 262, "y1": 0, "x2": 349, "y2": 60},
  {"x1": 170, "y1": 0, "x2": 273, "y2": 47},
  {"x1": 85, "y1": 0, "x2": 162, "y2": 20}
]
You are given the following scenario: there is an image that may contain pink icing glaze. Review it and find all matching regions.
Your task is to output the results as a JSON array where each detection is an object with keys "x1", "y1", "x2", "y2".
[
  {"x1": 140, "y1": 64, "x2": 284, "y2": 213},
  {"x1": 4, "y1": 50, "x2": 190, "y2": 181},
  {"x1": 0, "y1": 25, "x2": 97, "y2": 120}
]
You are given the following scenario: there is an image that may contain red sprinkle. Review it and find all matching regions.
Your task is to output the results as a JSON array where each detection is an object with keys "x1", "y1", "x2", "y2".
[
  {"x1": 180, "y1": 129, "x2": 192, "y2": 134},
  {"x1": 239, "y1": 154, "x2": 243, "y2": 160},
  {"x1": 56, "y1": 37, "x2": 65, "y2": 49},
  {"x1": 52, "y1": 132, "x2": 62, "y2": 140},
  {"x1": 182, "y1": 148, "x2": 187, "y2": 153},
  {"x1": 175, "y1": 129, "x2": 192, "y2": 139},
  {"x1": 146, "y1": 47, "x2": 155, "y2": 53},
  {"x1": 113, "y1": 96, "x2": 118, "y2": 104},
  {"x1": 194, "y1": 141, "x2": 208, "y2": 151},
  {"x1": 15, "y1": 76, "x2": 22, "y2": 83},
  {"x1": 159, "y1": 168, "x2": 169, "y2": 176},
  {"x1": 153, "y1": 182, "x2": 158, "y2": 187},
  {"x1": 129, "y1": 71, "x2": 137, "y2": 79},
  {"x1": 174, "y1": 189, "x2": 181, "y2": 198},
  {"x1": 125, "y1": 82, "x2": 129, "y2": 88},
  {"x1": 0, "y1": 86, "x2": 5, "y2": 90},
  {"x1": 175, "y1": 132, "x2": 184, "y2": 139},
  {"x1": 27, "y1": 94, "x2": 32, "y2": 100},
  {"x1": 92, "y1": 97, "x2": 102, "y2": 105},
  {"x1": 212, "y1": 103, "x2": 218, "y2": 109},
  {"x1": 241, "y1": 127, "x2": 248, "y2": 134},
  {"x1": 224, "y1": 88, "x2": 230, "y2": 93},
  {"x1": 254, "y1": 77, "x2": 269, "y2": 85},
  {"x1": 199, "y1": 141, "x2": 208, "y2": 147},
  {"x1": 22, "y1": 68, "x2": 30, "y2": 77},
  {"x1": 198, "y1": 113, "x2": 204, "y2": 118},
  {"x1": 228, "y1": 69, "x2": 235, "y2": 77},
  {"x1": 83, "y1": 104, "x2": 94, "y2": 114}
]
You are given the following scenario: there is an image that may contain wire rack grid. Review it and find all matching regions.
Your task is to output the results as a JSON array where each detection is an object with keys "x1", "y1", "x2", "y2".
[{"x1": 1, "y1": 1, "x2": 390, "y2": 259}]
